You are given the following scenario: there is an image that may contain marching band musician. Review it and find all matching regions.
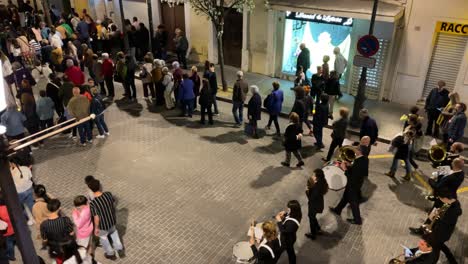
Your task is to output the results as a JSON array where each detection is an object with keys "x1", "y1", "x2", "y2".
[
  {"x1": 249, "y1": 221, "x2": 282, "y2": 264},
  {"x1": 410, "y1": 159, "x2": 464, "y2": 237},
  {"x1": 434, "y1": 142, "x2": 464, "y2": 168},
  {"x1": 330, "y1": 146, "x2": 368, "y2": 225},
  {"x1": 410, "y1": 188, "x2": 462, "y2": 264},
  {"x1": 389, "y1": 237, "x2": 436, "y2": 264},
  {"x1": 275, "y1": 200, "x2": 302, "y2": 264}
]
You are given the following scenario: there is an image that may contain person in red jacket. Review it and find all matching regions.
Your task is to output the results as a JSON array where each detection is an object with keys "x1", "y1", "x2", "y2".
[
  {"x1": 64, "y1": 59, "x2": 85, "y2": 86},
  {"x1": 0, "y1": 197, "x2": 15, "y2": 261},
  {"x1": 102, "y1": 53, "x2": 115, "y2": 98}
]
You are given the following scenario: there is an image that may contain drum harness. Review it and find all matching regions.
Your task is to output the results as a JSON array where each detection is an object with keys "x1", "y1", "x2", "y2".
[{"x1": 260, "y1": 217, "x2": 300, "y2": 259}]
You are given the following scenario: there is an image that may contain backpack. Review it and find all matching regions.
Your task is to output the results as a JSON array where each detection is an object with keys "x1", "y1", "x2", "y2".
[{"x1": 263, "y1": 93, "x2": 273, "y2": 109}]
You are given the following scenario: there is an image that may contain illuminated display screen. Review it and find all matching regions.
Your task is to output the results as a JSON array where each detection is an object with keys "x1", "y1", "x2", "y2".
[{"x1": 282, "y1": 13, "x2": 353, "y2": 82}]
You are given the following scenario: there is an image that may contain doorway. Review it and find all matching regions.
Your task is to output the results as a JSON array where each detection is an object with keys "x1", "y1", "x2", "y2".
[
  {"x1": 160, "y1": 3, "x2": 185, "y2": 52},
  {"x1": 222, "y1": 9, "x2": 242, "y2": 67}
]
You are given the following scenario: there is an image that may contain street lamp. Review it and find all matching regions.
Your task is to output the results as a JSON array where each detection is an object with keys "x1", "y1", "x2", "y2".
[{"x1": 0, "y1": 61, "x2": 40, "y2": 264}]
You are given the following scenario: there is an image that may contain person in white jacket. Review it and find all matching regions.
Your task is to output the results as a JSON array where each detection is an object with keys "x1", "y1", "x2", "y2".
[
  {"x1": 162, "y1": 67, "x2": 175, "y2": 109},
  {"x1": 333, "y1": 47, "x2": 348, "y2": 80}
]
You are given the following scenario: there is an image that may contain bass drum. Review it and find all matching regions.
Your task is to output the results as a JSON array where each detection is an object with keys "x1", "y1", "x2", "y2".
[
  {"x1": 233, "y1": 241, "x2": 256, "y2": 264},
  {"x1": 323, "y1": 161, "x2": 347, "y2": 191}
]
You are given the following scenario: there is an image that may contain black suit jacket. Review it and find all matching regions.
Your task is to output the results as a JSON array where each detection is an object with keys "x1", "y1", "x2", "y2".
[
  {"x1": 431, "y1": 200, "x2": 462, "y2": 243},
  {"x1": 345, "y1": 156, "x2": 369, "y2": 199},
  {"x1": 430, "y1": 171, "x2": 464, "y2": 197},
  {"x1": 306, "y1": 186, "x2": 325, "y2": 214},
  {"x1": 251, "y1": 238, "x2": 282, "y2": 264}
]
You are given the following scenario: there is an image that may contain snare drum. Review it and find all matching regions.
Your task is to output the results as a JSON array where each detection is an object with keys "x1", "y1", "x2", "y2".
[
  {"x1": 323, "y1": 161, "x2": 347, "y2": 191},
  {"x1": 233, "y1": 241, "x2": 256, "y2": 264}
]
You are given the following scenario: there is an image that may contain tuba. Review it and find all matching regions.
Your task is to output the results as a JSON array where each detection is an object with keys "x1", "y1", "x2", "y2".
[
  {"x1": 428, "y1": 145, "x2": 447, "y2": 164},
  {"x1": 339, "y1": 146, "x2": 356, "y2": 163}
]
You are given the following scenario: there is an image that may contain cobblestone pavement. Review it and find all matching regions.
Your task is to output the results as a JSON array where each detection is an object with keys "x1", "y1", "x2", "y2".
[{"x1": 11, "y1": 81, "x2": 468, "y2": 264}]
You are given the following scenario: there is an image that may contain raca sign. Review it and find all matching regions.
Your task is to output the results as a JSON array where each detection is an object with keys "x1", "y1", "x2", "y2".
[{"x1": 436, "y1": 21, "x2": 468, "y2": 36}]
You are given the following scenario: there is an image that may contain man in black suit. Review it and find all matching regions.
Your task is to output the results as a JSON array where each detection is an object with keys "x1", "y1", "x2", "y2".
[
  {"x1": 410, "y1": 158, "x2": 464, "y2": 236},
  {"x1": 429, "y1": 188, "x2": 462, "y2": 264},
  {"x1": 330, "y1": 147, "x2": 369, "y2": 225},
  {"x1": 296, "y1": 43, "x2": 310, "y2": 77}
]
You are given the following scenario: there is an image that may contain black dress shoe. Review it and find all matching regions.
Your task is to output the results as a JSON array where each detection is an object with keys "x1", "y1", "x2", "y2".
[
  {"x1": 346, "y1": 218, "x2": 362, "y2": 225},
  {"x1": 281, "y1": 162, "x2": 290, "y2": 167},
  {"x1": 329, "y1": 207, "x2": 340, "y2": 216},
  {"x1": 305, "y1": 233, "x2": 316, "y2": 240},
  {"x1": 409, "y1": 227, "x2": 424, "y2": 235},
  {"x1": 296, "y1": 161, "x2": 305, "y2": 167},
  {"x1": 104, "y1": 254, "x2": 117, "y2": 260}
]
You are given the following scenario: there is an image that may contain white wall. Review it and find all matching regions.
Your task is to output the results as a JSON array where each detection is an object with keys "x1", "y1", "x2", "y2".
[
  {"x1": 392, "y1": 0, "x2": 468, "y2": 105},
  {"x1": 111, "y1": 0, "x2": 161, "y2": 31}
]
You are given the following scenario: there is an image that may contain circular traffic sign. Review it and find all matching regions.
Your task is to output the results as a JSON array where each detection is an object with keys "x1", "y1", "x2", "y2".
[{"x1": 357, "y1": 35, "x2": 380, "y2": 57}]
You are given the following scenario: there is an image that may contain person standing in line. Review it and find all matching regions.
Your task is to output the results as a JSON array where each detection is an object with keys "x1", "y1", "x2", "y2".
[
  {"x1": 124, "y1": 54, "x2": 137, "y2": 100},
  {"x1": 154, "y1": 24, "x2": 168, "y2": 60},
  {"x1": 249, "y1": 221, "x2": 282, "y2": 264},
  {"x1": 162, "y1": 67, "x2": 175, "y2": 109},
  {"x1": 358, "y1": 109, "x2": 378, "y2": 154},
  {"x1": 281, "y1": 112, "x2": 304, "y2": 168},
  {"x1": 312, "y1": 94, "x2": 329, "y2": 149},
  {"x1": 67, "y1": 87, "x2": 92, "y2": 146},
  {"x1": 72, "y1": 195, "x2": 93, "y2": 248},
  {"x1": 265, "y1": 81, "x2": 284, "y2": 136},
  {"x1": 140, "y1": 55, "x2": 155, "y2": 100},
  {"x1": 323, "y1": 107, "x2": 349, "y2": 162},
  {"x1": 189, "y1": 66, "x2": 201, "y2": 111},
  {"x1": 247, "y1": 85, "x2": 262, "y2": 138},
  {"x1": 446, "y1": 103, "x2": 467, "y2": 149},
  {"x1": 32, "y1": 185, "x2": 52, "y2": 237},
  {"x1": 330, "y1": 147, "x2": 367, "y2": 225},
  {"x1": 275, "y1": 200, "x2": 302, "y2": 264},
  {"x1": 206, "y1": 63, "x2": 219, "y2": 115},
  {"x1": 296, "y1": 43, "x2": 310, "y2": 78},
  {"x1": 40, "y1": 199, "x2": 75, "y2": 262},
  {"x1": 324, "y1": 71, "x2": 340, "y2": 119},
  {"x1": 199, "y1": 78, "x2": 214, "y2": 125},
  {"x1": 88, "y1": 179, "x2": 125, "y2": 260},
  {"x1": 425, "y1": 80, "x2": 449, "y2": 137},
  {"x1": 173, "y1": 28, "x2": 188, "y2": 69},
  {"x1": 305, "y1": 169, "x2": 328, "y2": 240},
  {"x1": 36, "y1": 90, "x2": 55, "y2": 131},
  {"x1": 152, "y1": 59, "x2": 165, "y2": 105},
  {"x1": 0, "y1": 194, "x2": 16, "y2": 261},
  {"x1": 178, "y1": 73, "x2": 195, "y2": 118},
  {"x1": 136, "y1": 23, "x2": 149, "y2": 61},
  {"x1": 101, "y1": 53, "x2": 114, "y2": 99},
  {"x1": 172, "y1": 61, "x2": 183, "y2": 100},
  {"x1": 90, "y1": 87, "x2": 110, "y2": 139},
  {"x1": 232, "y1": 70, "x2": 249, "y2": 127}
]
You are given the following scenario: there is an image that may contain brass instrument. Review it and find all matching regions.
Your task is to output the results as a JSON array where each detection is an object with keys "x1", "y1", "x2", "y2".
[
  {"x1": 428, "y1": 145, "x2": 447, "y2": 164},
  {"x1": 421, "y1": 202, "x2": 451, "y2": 234},
  {"x1": 338, "y1": 146, "x2": 356, "y2": 163}
]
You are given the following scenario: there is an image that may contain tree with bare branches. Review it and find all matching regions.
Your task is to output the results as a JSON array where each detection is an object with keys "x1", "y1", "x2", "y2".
[{"x1": 189, "y1": 0, "x2": 254, "y2": 91}]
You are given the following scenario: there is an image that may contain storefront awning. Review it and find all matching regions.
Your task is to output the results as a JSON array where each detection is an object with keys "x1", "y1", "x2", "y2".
[{"x1": 267, "y1": 0, "x2": 405, "y2": 22}]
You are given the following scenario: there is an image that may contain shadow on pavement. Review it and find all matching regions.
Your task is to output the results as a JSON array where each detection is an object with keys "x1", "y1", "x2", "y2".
[
  {"x1": 250, "y1": 166, "x2": 291, "y2": 188},
  {"x1": 32, "y1": 136, "x2": 94, "y2": 165},
  {"x1": 361, "y1": 178, "x2": 378, "y2": 202},
  {"x1": 387, "y1": 180, "x2": 431, "y2": 211},
  {"x1": 301, "y1": 145, "x2": 321, "y2": 159},
  {"x1": 201, "y1": 130, "x2": 249, "y2": 145},
  {"x1": 116, "y1": 207, "x2": 129, "y2": 242},
  {"x1": 254, "y1": 139, "x2": 284, "y2": 155},
  {"x1": 114, "y1": 98, "x2": 144, "y2": 117}
]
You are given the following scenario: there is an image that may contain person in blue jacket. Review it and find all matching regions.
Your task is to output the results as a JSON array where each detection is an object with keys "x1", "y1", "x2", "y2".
[
  {"x1": 178, "y1": 73, "x2": 195, "y2": 118},
  {"x1": 265, "y1": 81, "x2": 284, "y2": 137},
  {"x1": 90, "y1": 87, "x2": 110, "y2": 139},
  {"x1": 447, "y1": 103, "x2": 467, "y2": 149}
]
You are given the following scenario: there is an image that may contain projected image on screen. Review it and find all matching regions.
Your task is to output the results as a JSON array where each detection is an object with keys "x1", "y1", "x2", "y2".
[{"x1": 282, "y1": 19, "x2": 352, "y2": 79}]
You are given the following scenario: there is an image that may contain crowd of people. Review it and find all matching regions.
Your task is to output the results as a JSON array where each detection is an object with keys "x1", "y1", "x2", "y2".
[{"x1": 0, "y1": 2, "x2": 465, "y2": 263}]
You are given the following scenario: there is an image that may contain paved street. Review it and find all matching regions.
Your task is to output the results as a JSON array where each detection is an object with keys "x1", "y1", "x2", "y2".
[{"x1": 11, "y1": 81, "x2": 468, "y2": 264}]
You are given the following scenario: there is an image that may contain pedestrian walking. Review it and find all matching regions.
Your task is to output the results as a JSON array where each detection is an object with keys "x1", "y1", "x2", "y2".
[
  {"x1": 358, "y1": 109, "x2": 378, "y2": 153},
  {"x1": 324, "y1": 71, "x2": 340, "y2": 119},
  {"x1": 305, "y1": 169, "x2": 328, "y2": 240},
  {"x1": 247, "y1": 85, "x2": 262, "y2": 138},
  {"x1": 312, "y1": 94, "x2": 329, "y2": 149},
  {"x1": 205, "y1": 63, "x2": 219, "y2": 115},
  {"x1": 88, "y1": 179, "x2": 125, "y2": 260},
  {"x1": 310, "y1": 66, "x2": 324, "y2": 102},
  {"x1": 385, "y1": 127, "x2": 414, "y2": 181},
  {"x1": 178, "y1": 73, "x2": 195, "y2": 117},
  {"x1": 72, "y1": 195, "x2": 93, "y2": 248},
  {"x1": 90, "y1": 87, "x2": 110, "y2": 139},
  {"x1": 291, "y1": 86, "x2": 306, "y2": 128},
  {"x1": 265, "y1": 81, "x2": 284, "y2": 136},
  {"x1": 323, "y1": 107, "x2": 349, "y2": 162},
  {"x1": 232, "y1": 71, "x2": 249, "y2": 126},
  {"x1": 67, "y1": 87, "x2": 91, "y2": 146},
  {"x1": 281, "y1": 112, "x2": 304, "y2": 167}
]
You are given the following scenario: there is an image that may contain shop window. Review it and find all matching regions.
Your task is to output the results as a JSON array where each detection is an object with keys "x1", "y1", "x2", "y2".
[{"x1": 350, "y1": 39, "x2": 390, "y2": 100}]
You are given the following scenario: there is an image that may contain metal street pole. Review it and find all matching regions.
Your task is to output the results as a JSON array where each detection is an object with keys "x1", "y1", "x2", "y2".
[
  {"x1": 119, "y1": 0, "x2": 129, "y2": 51},
  {"x1": 147, "y1": 0, "x2": 154, "y2": 52},
  {"x1": 0, "y1": 136, "x2": 39, "y2": 264},
  {"x1": 350, "y1": 0, "x2": 379, "y2": 127}
]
